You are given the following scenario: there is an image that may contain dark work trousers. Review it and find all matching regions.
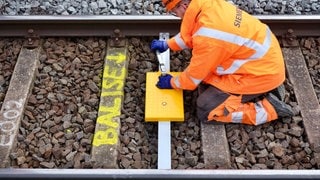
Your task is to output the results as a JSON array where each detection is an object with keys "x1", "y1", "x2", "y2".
[{"x1": 196, "y1": 84, "x2": 265, "y2": 123}]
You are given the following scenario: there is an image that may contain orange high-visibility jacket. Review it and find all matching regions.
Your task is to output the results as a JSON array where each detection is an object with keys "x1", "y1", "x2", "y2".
[{"x1": 168, "y1": 0, "x2": 285, "y2": 95}]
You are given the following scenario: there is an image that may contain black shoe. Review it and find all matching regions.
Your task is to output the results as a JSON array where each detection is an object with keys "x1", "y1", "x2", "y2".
[
  {"x1": 266, "y1": 93, "x2": 294, "y2": 118},
  {"x1": 270, "y1": 84, "x2": 286, "y2": 101}
]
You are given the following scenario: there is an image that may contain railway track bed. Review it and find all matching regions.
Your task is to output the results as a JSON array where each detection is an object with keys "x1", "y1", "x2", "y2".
[{"x1": 0, "y1": 15, "x2": 320, "y2": 179}]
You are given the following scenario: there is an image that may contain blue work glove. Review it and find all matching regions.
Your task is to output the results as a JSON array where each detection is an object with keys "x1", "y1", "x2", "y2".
[
  {"x1": 156, "y1": 74, "x2": 173, "y2": 89},
  {"x1": 150, "y1": 40, "x2": 168, "y2": 53}
]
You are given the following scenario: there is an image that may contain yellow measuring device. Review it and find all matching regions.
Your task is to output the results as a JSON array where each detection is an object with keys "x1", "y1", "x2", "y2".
[{"x1": 145, "y1": 71, "x2": 184, "y2": 122}]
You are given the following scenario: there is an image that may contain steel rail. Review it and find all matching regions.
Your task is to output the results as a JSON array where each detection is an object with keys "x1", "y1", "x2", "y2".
[
  {"x1": 0, "y1": 169, "x2": 320, "y2": 180},
  {"x1": 0, "y1": 15, "x2": 319, "y2": 37}
]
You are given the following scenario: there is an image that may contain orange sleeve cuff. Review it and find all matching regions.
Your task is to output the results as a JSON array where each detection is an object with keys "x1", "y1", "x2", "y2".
[
  {"x1": 170, "y1": 76, "x2": 178, "y2": 89},
  {"x1": 167, "y1": 38, "x2": 182, "y2": 51}
]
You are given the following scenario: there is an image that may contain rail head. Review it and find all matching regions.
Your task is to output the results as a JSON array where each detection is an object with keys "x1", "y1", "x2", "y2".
[
  {"x1": 1, "y1": 169, "x2": 320, "y2": 179},
  {"x1": 0, "y1": 15, "x2": 319, "y2": 37}
]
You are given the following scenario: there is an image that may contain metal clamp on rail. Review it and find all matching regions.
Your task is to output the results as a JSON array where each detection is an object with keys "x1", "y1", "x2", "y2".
[
  {"x1": 109, "y1": 29, "x2": 126, "y2": 47},
  {"x1": 281, "y1": 29, "x2": 299, "y2": 47},
  {"x1": 23, "y1": 29, "x2": 40, "y2": 49}
]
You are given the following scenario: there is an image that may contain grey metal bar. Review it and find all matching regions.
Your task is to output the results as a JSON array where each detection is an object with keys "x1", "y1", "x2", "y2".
[
  {"x1": 0, "y1": 15, "x2": 319, "y2": 37},
  {"x1": 157, "y1": 32, "x2": 171, "y2": 170},
  {"x1": 0, "y1": 169, "x2": 320, "y2": 179}
]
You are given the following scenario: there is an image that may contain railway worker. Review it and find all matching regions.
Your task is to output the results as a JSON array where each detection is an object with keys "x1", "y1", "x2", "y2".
[{"x1": 150, "y1": 0, "x2": 294, "y2": 125}]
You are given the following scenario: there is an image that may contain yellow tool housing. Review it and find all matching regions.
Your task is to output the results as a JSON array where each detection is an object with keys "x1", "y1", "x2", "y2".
[{"x1": 145, "y1": 72, "x2": 184, "y2": 122}]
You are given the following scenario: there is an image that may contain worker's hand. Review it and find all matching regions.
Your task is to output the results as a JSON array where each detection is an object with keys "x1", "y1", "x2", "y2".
[
  {"x1": 156, "y1": 74, "x2": 173, "y2": 89},
  {"x1": 150, "y1": 40, "x2": 168, "y2": 53}
]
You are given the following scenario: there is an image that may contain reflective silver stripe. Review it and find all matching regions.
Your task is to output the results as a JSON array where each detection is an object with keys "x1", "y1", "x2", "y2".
[
  {"x1": 193, "y1": 27, "x2": 272, "y2": 75},
  {"x1": 173, "y1": 33, "x2": 189, "y2": 49},
  {"x1": 254, "y1": 101, "x2": 268, "y2": 125},
  {"x1": 231, "y1": 100, "x2": 268, "y2": 125},
  {"x1": 190, "y1": 76, "x2": 202, "y2": 86},
  {"x1": 231, "y1": 111, "x2": 243, "y2": 123},
  {"x1": 173, "y1": 76, "x2": 181, "y2": 88},
  {"x1": 172, "y1": 74, "x2": 201, "y2": 88}
]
